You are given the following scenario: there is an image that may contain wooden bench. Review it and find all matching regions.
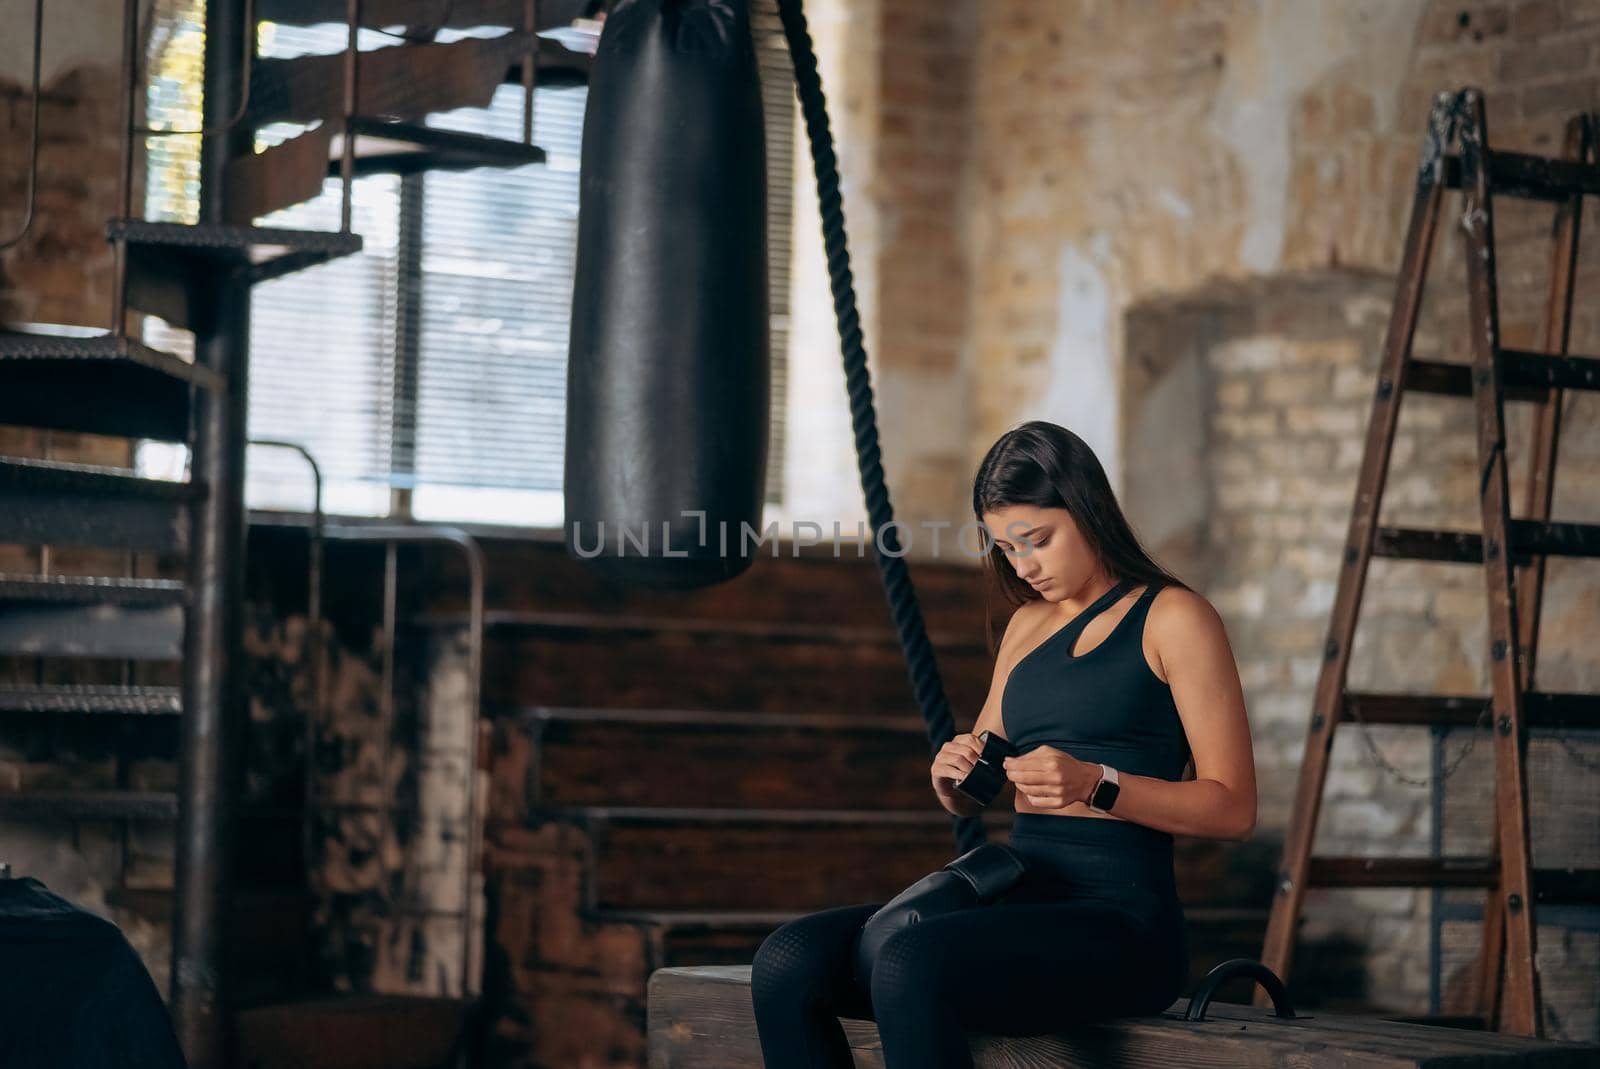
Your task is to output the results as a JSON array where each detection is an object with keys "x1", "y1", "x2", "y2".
[{"x1": 647, "y1": 963, "x2": 1600, "y2": 1068}]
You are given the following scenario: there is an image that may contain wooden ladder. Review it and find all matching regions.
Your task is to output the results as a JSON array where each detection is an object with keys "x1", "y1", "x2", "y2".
[{"x1": 1257, "y1": 87, "x2": 1600, "y2": 1039}]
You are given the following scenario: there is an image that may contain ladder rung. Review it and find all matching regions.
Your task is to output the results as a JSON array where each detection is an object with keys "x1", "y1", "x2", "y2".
[
  {"x1": 1307, "y1": 858, "x2": 1600, "y2": 903},
  {"x1": 1402, "y1": 359, "x2": 1476, "y2": 397},
  {"x1": 1372, "y1": 526, "x2": 1485, "y2": 563},
  {"x1": 1501, "y1": 349, "x2": 1600, "y2": 392},
  {"x1": 1511, "y1": 519, "x2": 1600, "y2": 558},
  {"x1": 1344, "y1": 691, "x2": 1600, "y2": 730},
  {"x1": 1373, "y1": 522, "x2": 1600, "y2": 563},
  {"x1": 1404, "y1": 356, "x2": 1599, "y2": 401},
  {"x1": 1442, "y1": 151, "x2": 1600, "y2": 201}
]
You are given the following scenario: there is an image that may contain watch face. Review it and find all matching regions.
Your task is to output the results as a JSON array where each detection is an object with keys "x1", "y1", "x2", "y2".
[{"x1": 1094, "y1": 780, "x2": 1120, "y2": 810}]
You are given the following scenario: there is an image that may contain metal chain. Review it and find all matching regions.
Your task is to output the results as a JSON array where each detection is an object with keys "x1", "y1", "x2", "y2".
[
  {"x1": 1554, "y1": 732, "x2": 1600, "y2": 772},
  {"x1": 1345, "y1": 698, "x2": 1492, "y2": 788},
  {"x1": 1348, "y1": 698, "x2": 1600, "y2": 782}
]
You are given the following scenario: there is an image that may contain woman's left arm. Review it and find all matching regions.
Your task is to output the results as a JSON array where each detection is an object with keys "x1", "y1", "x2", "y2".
[{"x1": 1003, "y1": 587, "x2": 1258, "y2": 841}]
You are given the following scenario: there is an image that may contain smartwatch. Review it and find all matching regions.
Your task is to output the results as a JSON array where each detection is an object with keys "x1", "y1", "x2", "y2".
[{"x1": 1087, "y1": 763, "x2": 1120, "y2": 813}]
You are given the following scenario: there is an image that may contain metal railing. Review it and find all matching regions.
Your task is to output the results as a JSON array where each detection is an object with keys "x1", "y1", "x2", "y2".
[
  {"x1": 319, "y1": 522, "x2": 486, "y2": 997},
  {"x1": 0, "y1": 0, "x2": 44, "y2": 251}
]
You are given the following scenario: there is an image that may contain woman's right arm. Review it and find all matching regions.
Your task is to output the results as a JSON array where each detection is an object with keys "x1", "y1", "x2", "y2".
[{"x1": 930, "y1": 603, "x2": 1032, "y2": 817}]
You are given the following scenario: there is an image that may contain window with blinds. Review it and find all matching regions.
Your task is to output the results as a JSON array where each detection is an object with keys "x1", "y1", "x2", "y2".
[{"x1": 140, "y1": 2, "x2": 794, "y2": 526}]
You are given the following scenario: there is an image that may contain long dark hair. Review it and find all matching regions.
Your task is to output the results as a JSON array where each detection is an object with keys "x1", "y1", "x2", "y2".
[{"x1": 972, "y1": 420, "x2": 1190, "y2": 655}]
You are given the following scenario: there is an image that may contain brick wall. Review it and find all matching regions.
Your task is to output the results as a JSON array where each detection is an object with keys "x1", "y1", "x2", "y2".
[
  {"x1": 0, "y1": 64, "x2": 123, "y2": 327},
  {"x1": 778, "y1": 0, "x2": 983, "y2": 543},
  {"x1": 5, "y1": 0, "x2": 1600, "y2": 1040}
]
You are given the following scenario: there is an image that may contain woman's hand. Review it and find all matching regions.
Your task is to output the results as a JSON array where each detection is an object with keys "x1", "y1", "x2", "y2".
[
  {"x1": 931, "y1": 733, "x2": 984, "y2": 796},
  {"x1": 1003, "y1": 745, "x2": 1099, "y2": 810}
]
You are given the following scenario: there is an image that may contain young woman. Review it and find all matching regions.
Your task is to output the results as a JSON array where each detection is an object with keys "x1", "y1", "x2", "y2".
[{"x1": 750, "y1": 419, "x2": 1258, "y2": 1069}]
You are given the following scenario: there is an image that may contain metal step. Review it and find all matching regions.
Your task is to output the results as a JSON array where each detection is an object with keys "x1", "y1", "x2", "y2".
[
  {"x1": 0, "y1": 790, "x2": 178, "y2": 820},
  {"x1": 334, "y1": 117, "x2": 545, "y2": 175},
  {"x1": 1372, "y1": 522, "x2": 1600, "y2": 564},
  {"x1": 107, "y1": 220, "x2": 364, "y2": 331},
  {"x1": 0, "y1": 683, "x2": 182, "y2": 716},
  {"x1": 0, "y1": 576, "x2": 186, "y2": 659},
  {"x1": 1442, "y1": 151, "x2": 1600, "y2": 202},
  {"x1": 227, "y1": 118, "x2": 546, "y2": 222},
  {"x1": 0, "y1": 456, "x2": 198, "y2": 553},
  {"x1": 0, "y1": 327, "x2": 220, "y2": 441}
]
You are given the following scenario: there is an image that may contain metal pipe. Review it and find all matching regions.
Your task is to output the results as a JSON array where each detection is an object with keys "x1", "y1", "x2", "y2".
[
  {"x1": 0, "y1": 0, "x2": 44, "y2": 251},
  {"x1": 112, "y1": 0, "x2": 137, "y2": 331},
  {"x1": 321, "y1": 524, "x2": 485, "y2": 996},
  {"x1": 522, "y1": 0, "x2": 537, "y2": 145},
  {"x1": 341, "y1": 0, "x2": 361, "y2": 233},
  {"x1": 172, "y1": 0, "x2": 256, "y2": 1061}
]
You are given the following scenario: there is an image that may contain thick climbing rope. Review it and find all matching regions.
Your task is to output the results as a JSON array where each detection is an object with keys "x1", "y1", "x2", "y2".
[{"x1": 775, "y1": 0, "x2": 987, "y2": 855}]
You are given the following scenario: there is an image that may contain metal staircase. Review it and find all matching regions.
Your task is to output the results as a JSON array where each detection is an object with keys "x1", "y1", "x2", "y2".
[{"x1": 0, "y1": 1, "x2": 589, "y2": 1063}]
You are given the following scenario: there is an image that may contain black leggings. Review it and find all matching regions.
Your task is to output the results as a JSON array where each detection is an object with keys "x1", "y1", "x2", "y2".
[{"x1": 749, "y1": 813, "x2": 1189, "y2": 1069}]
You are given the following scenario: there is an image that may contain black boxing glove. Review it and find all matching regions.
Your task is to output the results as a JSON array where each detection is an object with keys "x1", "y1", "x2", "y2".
[{"x1": 853, "y1": 841, "x2": 1028, "y2": 992}]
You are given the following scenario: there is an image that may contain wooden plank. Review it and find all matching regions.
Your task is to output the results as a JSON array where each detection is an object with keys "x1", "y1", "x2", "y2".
[{"x1": 647, "y1": 965, "x2": 1600, "y2": 1068}]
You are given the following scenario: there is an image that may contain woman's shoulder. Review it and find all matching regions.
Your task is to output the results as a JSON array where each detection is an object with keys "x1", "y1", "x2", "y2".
[
  {"x1": 1144, "y1": 584, "x2": 1229, "y2": 670},
  {"x1": 1145, "y1": 583, "x2": 1220, "y2": 625}
]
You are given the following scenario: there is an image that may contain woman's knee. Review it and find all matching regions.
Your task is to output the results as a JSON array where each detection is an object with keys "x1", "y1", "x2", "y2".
[
  {"x1": 868, "y1": 923, "x2": 947, "y2": 1012},
  {"x1": 751, "y1": 916, "x2": 850, "y2": 1011}
]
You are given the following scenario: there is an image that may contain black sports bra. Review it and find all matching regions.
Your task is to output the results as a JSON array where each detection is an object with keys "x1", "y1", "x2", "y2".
[{"x1": 1000, "y1": 579, "x2": 1192, "y2": 781}]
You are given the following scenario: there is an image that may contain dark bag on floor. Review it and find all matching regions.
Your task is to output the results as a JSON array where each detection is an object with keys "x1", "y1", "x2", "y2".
[
  {"x1": 853, "y1": 841, "x2": 1029, "y2": 991},
  {"x1": 0, "y1": 876, "x2": 187, "y2": 1068}
]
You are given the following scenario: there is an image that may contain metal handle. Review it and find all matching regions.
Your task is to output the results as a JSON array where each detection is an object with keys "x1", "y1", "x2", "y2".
[{"x1": 1184, "y1": 958, "x2": 1296, "y2": 1021}]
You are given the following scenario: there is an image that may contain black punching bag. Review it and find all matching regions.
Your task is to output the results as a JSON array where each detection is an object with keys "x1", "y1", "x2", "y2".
[{"x1": 564, "y1": 0, "x2": 770, "y2": 589}]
